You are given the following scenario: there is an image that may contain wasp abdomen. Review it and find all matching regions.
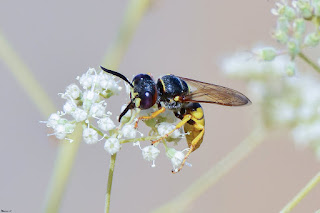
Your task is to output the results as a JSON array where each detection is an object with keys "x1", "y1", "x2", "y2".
[{"x1": 180, "y1": 103, "x2": 205, "y2": 151}]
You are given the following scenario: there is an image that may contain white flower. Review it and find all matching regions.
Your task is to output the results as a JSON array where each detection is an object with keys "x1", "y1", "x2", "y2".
[
  {"x1": 89, "y1": 102, "x2": 106, "y2": 117},
  {"x1": 142, "y1": 146, "x2": 160, "y2": 161},
  {"x1": 54, "y1": 124, "x2": 68, "y2": 140},
  {"x1": 98, "y1": 117, "x2": 116, "y2": 131},
  {"x1": 47, "y1": 113, "x2": 61, "y2": 128},
  {"x1": 65, "y1": 84, "x2": 81, "y2": 100},
  {"x1": 292, "y1": 122, "x2": 320, "y2": 148},
  {"x1": 121, "y1": 124, "x2": 137, "y2": 139},
  {"x1": 83, "y1": 128, "x2": 99, "y2": 144},
  {"x1": 82, "y1": 90, "x2": 99, "y2": 111},
  {"x1": 157, "y1": 122, "x2": 182, "y2": 139},
  {"x1": 63, "y1": 101, "x2": 77, "y2": 115},
  {"x1": 104, "y1": 137, "x2": 121, "y2": 155},
  {"x1": 77, "y1": 68, "x2": 96, "y2": 89},
  {"x1": 119, "y1": 104, "x2": 133, "y2": 122},
  {"x1": 166, "y1": 148, "x2": 185, "y2": 169},
  {"x1": 222, "y1": 52, "x2": 290, "y2": 79},
  {"x1": 52, "y1": 122, "x2": 75, "y2": 140},
  {"x1": 72, "y1": 108, "x2": 88, "y2": 122},
  {"x1": 271, "y1": 101, "x2": 296, "y2": 125},
  {"x1": 98, "y1": 72, "x2": 122, "y2": 93}
]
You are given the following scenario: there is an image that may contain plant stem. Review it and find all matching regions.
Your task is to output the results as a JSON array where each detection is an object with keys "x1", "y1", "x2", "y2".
[
  {"x1": 0, "y1": 30, "x2": 56, "y2": 117},
  {"x1": 152, "y1": 126, "x2": 266, "y2": 213},
  {"x1": 0, "y1": 30, "x2": 83, "y2": 213},
  {"x1": 102, "y1": 0, "x2": 151, "y2": 69},
  {"x1": 298, "y1": 52, "x2": 320, "y2": 73},
  {"x1": 43, "y1": 124, "x2": 82, "y2": 213},
  {"x1": 105, "y1": 153, "x2": 117, "y2": 213},
  {"x1": 280, "y1": 170, "x2": 320, "y2": 213}
]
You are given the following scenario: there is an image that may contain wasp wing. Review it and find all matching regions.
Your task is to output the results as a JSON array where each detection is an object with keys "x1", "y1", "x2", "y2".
[{"x1": 177, "y1": 77, "x2": 251, "y2": 106}]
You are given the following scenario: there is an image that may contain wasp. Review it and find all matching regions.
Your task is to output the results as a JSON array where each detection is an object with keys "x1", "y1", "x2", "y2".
[{"x1": 100, "y1": 66, "x2": 251, "y2": 173}]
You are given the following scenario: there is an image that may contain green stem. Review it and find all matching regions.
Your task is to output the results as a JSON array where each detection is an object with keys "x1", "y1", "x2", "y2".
[
  {"x1": 44, "y1": 0, "x2": 150, "y2": 211},
  {"x1": 298, "y1": 52, "x2": 320, "y2": 73},
  {"x1": 0, "y1": 29, "x2": 83, "y2": 213},
  {"x1": 152, "y1": 126, "x2": 266, "y2": 213},
  {"x1": 280, "y1": 170, "x2": 320, "y2": 213},
  {"x1": 43, "y1": 125, "x2": 82, "y2": 213},
  {"x1": 121, "y1": 136, "x2": 159, "y2": 144},
  {"x1": 105, "y1": 153, "x2": 117, "y2": 213},
  {"x1": 0, "y1": 30, "x2": 56, "y2": 117}
]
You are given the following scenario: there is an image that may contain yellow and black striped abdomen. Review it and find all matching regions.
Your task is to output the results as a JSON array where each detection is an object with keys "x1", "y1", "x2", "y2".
[{"x1": 183, "y1": 103, "x2": 205, "y2": 151}]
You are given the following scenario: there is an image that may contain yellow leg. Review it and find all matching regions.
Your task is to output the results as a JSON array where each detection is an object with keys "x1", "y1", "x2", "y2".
[
  {"x1": 172, "y1": 127, "x2": 205, "y2": 174},
  {"x1": 134, "y1": 107, "x2": 166, "y2": 128},
  {"x1": 152, "y1": 114, "x2": 192, "y2": 144}
]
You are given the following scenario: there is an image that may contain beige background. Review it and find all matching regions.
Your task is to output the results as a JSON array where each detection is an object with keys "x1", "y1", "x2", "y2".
[{"x1": 1, "y1": 0, "x2": 320, "y2": 212}]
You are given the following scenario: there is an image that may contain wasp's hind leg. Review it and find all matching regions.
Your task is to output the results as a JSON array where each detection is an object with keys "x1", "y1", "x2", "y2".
[
  {"x1": 134, "y1": 106, "x2": 166, "y2": 128},
  {"x1": 172, "y1": 126, "x2": 205, "y2": 174},
  {"x1": 151, "y1": 114, "x2": 192, "y2": 144}
]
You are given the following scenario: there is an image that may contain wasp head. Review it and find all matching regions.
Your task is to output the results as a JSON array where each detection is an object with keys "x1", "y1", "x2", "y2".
[{"x1": 100, "y1": 66, "x2": 157, "y2": 122}]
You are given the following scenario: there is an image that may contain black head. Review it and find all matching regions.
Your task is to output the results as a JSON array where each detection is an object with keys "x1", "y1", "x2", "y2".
[
  {"x1": 132, "y1": 74, "x2": 157, "y2": 109},
  {"x1": 100, "y1": 66, "x2": 157, "y2": 121}
]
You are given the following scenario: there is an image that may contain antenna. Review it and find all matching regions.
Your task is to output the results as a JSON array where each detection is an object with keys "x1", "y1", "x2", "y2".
[{"x1": 100, "y1": 66, "x2": 134, "y2": 88}]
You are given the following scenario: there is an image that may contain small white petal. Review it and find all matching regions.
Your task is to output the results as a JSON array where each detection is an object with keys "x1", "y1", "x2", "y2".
[{"x1": 157, "y1": 123, "x2": 182, "y2": 139}]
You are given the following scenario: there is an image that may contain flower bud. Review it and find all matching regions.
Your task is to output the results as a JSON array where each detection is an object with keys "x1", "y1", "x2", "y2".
[
  {"x1": 304, "y1": 32, "x2": 320, "y2": 47},
  {"x1": 286, "y1": 62, "x2": 296, "y2": 76},
  {"x1": 293, "y1": 18, "x2": 306, "y2": 39},
  {"x1": 256, "y1": 47, "x2": 277, "y2": 61},
  {"x1": 287, "y1": 39, "x2": 300, "y2": 57},
  {"x1": 313, "y1": 0, "x2": 320, "y2": 16},
  {"x1": 273, "y1": 30, "x2": 289, "y2": 43}
]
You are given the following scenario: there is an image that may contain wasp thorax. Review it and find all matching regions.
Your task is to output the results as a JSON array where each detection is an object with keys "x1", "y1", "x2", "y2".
[
  {"x1": 157, "y1": 75, "x2": 189, "y2": 109},
  {"x1": 132, "y1": 74, "x2": 157, "y2": 109}
]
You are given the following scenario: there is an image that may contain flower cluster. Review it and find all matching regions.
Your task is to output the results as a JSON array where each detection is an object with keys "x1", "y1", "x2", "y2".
[
  {"x1": 223, "y1": 52, "x2": 320, "y2": 159},
  {"x1": 44, "y1": 68, "x2": 189, "y2": 171},
  {"x1": 221, "y1": 0, "x2": 320, "y2": 159},
  {"x1": 271, "y1": 0, "x2": 320, "y2": 57}
]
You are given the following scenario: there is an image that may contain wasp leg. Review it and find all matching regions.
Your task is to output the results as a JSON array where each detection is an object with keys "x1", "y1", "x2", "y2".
[
  {"x1": 134, "y1": 107, "x2": 166, "y2": 128},
  {"x1": 151, "y1": 114, "x2": 192, "y2": 144},
  {"x1": 172, "y1": 126, "x2": 205, "y2": 174}
]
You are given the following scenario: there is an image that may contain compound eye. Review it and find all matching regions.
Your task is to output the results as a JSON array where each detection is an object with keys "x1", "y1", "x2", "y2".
[{"x1": 140, "y1": 91, "x2": 156, "y2": 109}]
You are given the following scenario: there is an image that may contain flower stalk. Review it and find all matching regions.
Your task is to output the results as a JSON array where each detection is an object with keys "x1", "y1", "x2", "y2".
[
  {"x1": 280, "y1": 170, "x2": 320, "y2": 213},
  {"x1": 298, "y1": 52, "x2": 320, "y2": 73},
  {"x1": 153, "y1": 125, "x2": 266, "y2": 213},
  {"x1": 105, "y1": 153, "x2": 117, "y2": 213}
]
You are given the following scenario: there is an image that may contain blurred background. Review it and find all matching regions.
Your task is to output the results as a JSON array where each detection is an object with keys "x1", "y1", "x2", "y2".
[{"x1": 1, "y1": 0, "x2": 320, "y2": 212}]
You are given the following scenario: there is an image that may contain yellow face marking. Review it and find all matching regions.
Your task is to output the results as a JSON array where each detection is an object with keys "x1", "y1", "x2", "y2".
[{"x1": 135, "y1": 98, "x2": 141, "y2": 108}]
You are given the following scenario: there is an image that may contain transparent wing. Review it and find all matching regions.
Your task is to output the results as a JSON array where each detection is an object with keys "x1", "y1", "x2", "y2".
[{"x1": 177, "y1": 76, "x2": 251, "y2": 106}]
